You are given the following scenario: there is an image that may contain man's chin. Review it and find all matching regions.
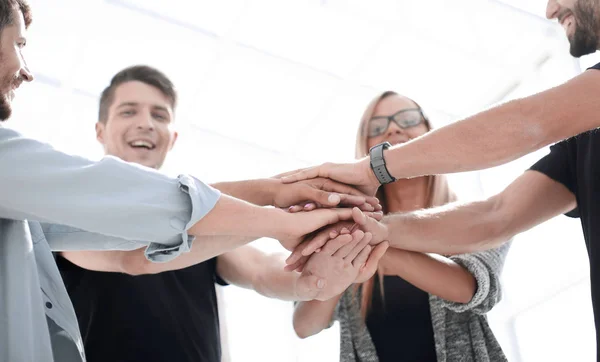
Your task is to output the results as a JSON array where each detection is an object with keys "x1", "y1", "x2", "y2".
[{"x1": 0, "y1": 96, "x2": 13, "y2": 121}]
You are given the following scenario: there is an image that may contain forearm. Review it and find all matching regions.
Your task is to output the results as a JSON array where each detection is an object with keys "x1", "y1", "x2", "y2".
[
  {"x1": 386, "y1": 99, "x2": 544, "y2": 179},
  {"x1": 383, "y1": 199, "x2": 506, "y2": 254},
  {"x1": 124, "y1": 235, "x2": 258, "y2": 275},
  {"x1": 211, "y1": 179, "x2": 274, "y2": 206},
  {"x1": 251, "y1": 254, "x2": 305, "y2": 301},
  {"x1": 386, "y1": 72, "x2": 600, "y2": 180},
  {"x1": 189, "y1": 194, "x2": 283, "y2": 238},
  {"x1": 382, "y1": 249, "x2": 475, "y2": 304},
  {"x1": 217, "y1": 247, "x2": 306, "y2": 300},
  {"x1": 293, "y1": 295, "x2": 342, "y2": 339},
  {"x1": 62, "y1": 234, "x2": 258, "y2": 276}
]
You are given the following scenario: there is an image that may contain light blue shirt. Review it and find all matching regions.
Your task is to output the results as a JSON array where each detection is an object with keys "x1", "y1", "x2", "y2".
[{"x1": 0, "y1": 127, "x2": 221, "y2": 362}]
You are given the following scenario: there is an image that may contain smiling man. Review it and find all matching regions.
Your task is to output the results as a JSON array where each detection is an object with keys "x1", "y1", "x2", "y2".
[
  {"x1": 55, "y1": 65, "x2": 387, "y2": 362},
  {"x1": 0, "y1": 2, "x2": 387, "y2": 362}
]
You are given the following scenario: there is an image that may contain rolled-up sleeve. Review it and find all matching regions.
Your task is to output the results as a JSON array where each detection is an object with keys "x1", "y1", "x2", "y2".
[
  {"x1": 0, "y1": 127, "x2": 220, "y2": 260},
  {"x1": 440, "y1": 241, "x2": 512, "y2": 314}
]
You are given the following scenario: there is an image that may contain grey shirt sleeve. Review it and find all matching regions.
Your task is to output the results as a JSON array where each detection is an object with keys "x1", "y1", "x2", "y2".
[
  {"x1": 0, "y1": 127, "x2": 220, "y2": 260},
  {"x1": 441, "y1": 240, "x2": 512, "y2": 314}
]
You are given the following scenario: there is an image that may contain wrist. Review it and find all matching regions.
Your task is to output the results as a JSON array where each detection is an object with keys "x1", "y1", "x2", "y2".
[
  {"x1": 293, "y1": 274, "x2": 311, "y2": 301},
  {"x1": 259, "y1": 178, "x2": 280, "y2": 206},
  {"x1": 380, "y1": 215, "x2": 391, "y2": 242},
  {"x1": 265, "y1": 208, "x2": 291, "y2": 239},
  {"x1": 361, "y1": 157, "x2": 380, "y2": 188}
]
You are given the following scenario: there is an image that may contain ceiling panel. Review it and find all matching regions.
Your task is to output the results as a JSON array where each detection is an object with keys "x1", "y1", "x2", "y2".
[
  {"x1": 356, "y1": 30, "x2": 512, "y2": 116},
  {"x1": 111, "y1": 0, "x2": 246, "y2": 36},
  {"x1": 182, "y1": 43, "x2": 339, "y2": 153},
  {"x1": 234, "y1": 0, "x2": 386, "y2": 78},
  {"x1": 69, "y1": 3, "x2": 219, "y2": 98}
]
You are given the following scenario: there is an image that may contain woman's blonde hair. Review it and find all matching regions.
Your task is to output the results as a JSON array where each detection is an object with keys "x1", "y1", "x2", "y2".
[{"x1": 354, "y1": 91, "x2": 457, "y2": 319}]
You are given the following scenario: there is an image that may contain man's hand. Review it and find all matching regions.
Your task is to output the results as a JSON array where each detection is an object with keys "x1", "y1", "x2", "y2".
[
  {"x1": 280, "y1": 158, "x2": 380, "y2": 196},
  {"x1": 350, "y1": 207, "x2": 389, "y2": 245},
  {"x1": 275, "y1": 208, "x2": 354, "y2": 251},
  {"x1": 275, "y1": 208, "x2": 384, "y2": 252},
  {"x1": 353, "y1": 241, "x2": 389, "y2": 283},
  {"x1": 295, "y1": 230, "x2": 372, "y2": 301},
  {"x1": 270, "y1": 177, "x2": 380, "y2": 212},
  {"x1": 285, "y1": 208, "x2": 385, "y2": 269}
]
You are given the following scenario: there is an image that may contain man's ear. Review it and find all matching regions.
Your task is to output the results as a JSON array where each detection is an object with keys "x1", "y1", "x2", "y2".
[
  {"x1": 96, "y1": 122, "x2": 106, "y2": 145},
  {"x1": 169, "y1": 131, "x2": 178, "y2": 150}
]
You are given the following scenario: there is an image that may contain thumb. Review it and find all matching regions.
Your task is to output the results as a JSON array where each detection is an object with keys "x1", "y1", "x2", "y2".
[
  {"x1": 305, "y1": 188, "x2": 340, "y2": 207},
  {"x1": 352, "y1": 207, "x2": 366, "y2": 226}
]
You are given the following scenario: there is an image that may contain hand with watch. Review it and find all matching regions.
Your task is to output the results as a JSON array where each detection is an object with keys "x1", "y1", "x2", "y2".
[{"x1": 280, "y1": 141, "x2": 397, "y2": 196}]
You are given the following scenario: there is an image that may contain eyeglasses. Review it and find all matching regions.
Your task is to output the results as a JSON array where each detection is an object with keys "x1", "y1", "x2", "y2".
[{"x1": 367, "y1": 108, "x2": 425, "y2": 138}]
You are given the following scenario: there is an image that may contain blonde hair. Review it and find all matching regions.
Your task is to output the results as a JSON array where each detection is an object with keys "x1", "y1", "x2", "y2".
[{"x1": 354, "y1": 91, "x2": 457, "y2": 319}]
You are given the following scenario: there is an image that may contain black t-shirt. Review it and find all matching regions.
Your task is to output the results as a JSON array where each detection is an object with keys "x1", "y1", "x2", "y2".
[
  {"x1": 529, "y1": 74, "x2": 600, "y2": 360},
  {"x1": 366, "y1": 274, "x2": 437, "y2": 362},
  {"x1": 57, "y1": 254, "x2": 227, "y2": 362}
]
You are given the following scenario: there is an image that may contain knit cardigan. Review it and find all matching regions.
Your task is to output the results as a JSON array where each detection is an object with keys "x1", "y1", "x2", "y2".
[{"x1": 334, "y1": 241, "x2": 511, "y2": 362}]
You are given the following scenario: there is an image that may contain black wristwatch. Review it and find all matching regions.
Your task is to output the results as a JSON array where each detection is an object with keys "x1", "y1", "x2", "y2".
[{"x1": 369, "y1": 142, "x2": 396, "y2": 185}]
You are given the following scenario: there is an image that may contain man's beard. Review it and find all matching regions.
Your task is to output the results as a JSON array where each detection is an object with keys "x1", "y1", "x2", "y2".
[
  {"x1": 569, "y1": 0, "x2": 600, "y2": 57},
  {"x1": 0, "y1": 91, "x2": 12, "y2": 121}
]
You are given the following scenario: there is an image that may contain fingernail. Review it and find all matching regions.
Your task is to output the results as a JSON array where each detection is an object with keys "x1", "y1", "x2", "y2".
[
  {"x1": 317, "y1": 279, "x2": 325, "y2": 289},
  {"x1": 328, "y1": 193, "x2": 341, "y2": 204}
]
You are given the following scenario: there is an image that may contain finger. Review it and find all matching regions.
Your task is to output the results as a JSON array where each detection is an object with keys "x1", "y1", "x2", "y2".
[
  {"x1": 303, "y1": 202, "x2": 317, "y2": 211},
  {"x1": 286, "y1": 227, "x2": 330, "y2": 264},
  {"x1": 360, "y1": 241, "x2": 389, "y2": 270},
  {"x1": 301, "y1": 187, "x2": 342, "y2": 207},
  {"x1": 368, "y1": 211, "x2": 384, "y2": 221},
  {"x1": 366, "y1": 196, "x2": 380, "y2": 207},
  {"x1": 284, "y1": 255, "x2": 308, "y2": 272},
  {"x1": 373, "y1": 202, "x2": 383, "y2": 211},
  {"x1": 333, "y1": 230, "x2": 364, "y2": 258},
  {"x1": 339, "y1": 227, "x2": 350, "y2": 235},
  {"x1": 355, "y1": 202, "x2": 375, "y2": 212},
  {"x1": 311, "y1": 208, "x2": 354, "y2": 227},
  {"x1": 288, "y1": 205, "x2": 303, "y2": 213},
  {"x1": 338, "y1": 194, "x2": 369, "y2": 208},
  {"x1": 352, "y1": 245, "x2": 372, "y2": 269},
  {"x1": 321, "y1": 233, "x2": 353, "y2": 256},
  {"x1": 352, "y1": 207, "x2": 367, "y2": 226},
  {"x1": 345, "y1": 231, "x2": 372, "y2": 261},
  {"x1": 281, "y1": 166, "x2": 324, "y2": 184},
  {"x1": 320, "y1": 179, "x2": 367, "y2": 197}
]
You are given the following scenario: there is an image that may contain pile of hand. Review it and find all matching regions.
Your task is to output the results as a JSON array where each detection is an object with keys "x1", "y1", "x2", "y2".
[{"x1": 267, "y1": 173, "x2": 391, "y2": 301}]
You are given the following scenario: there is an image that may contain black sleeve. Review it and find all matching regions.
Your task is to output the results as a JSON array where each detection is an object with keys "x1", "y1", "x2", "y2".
[
  {"x1": 529, "y1": 139, "x2": 578, "y2": 217},
  {"x1": 587, "y1": 62, "x2": 600, "y2": 71},
  {"x1": 210, "y1": 257, "x2": 229, "y2": 286}
]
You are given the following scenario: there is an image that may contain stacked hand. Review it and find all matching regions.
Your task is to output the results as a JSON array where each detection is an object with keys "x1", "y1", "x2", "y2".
[
  {"x1": 279, "y1": 158, "x2": 380, "y2": 197},
  {"x1": 284, "y1": 207, "x2": 390, "y2": 273},
  {"x1": 269, "y1": 176, "x2": 381, "y2": 212},
  {"x1": 271, "y1": 163, "x2": 390, "y2": 298},
  {"x1": 293, "y1": 229, "x2": 389, "y2": 301}
]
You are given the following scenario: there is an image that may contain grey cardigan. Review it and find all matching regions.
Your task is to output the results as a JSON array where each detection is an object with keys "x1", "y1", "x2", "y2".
[{"x1": 334, "y1": 241, "x2": 511, "y2": 362}]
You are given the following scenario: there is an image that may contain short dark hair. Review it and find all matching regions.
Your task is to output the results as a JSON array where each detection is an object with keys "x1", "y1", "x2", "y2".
[
  {"x1": 0, "y1": 0, "x2": 32, "y2": 32},
  {"x1": 98, "y1": 65, "x2": 177, "y2": 123}
]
